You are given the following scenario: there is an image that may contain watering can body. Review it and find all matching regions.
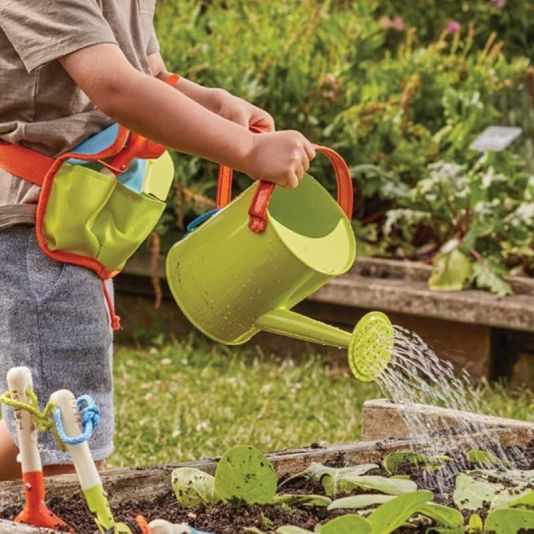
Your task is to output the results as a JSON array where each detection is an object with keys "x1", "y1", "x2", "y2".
[
  {"x1": 166, "y1": 174, "x2": 356, "y2": 345},
  {"x1": 167, "y1": 145, "x2": 393, "y2": 383}
]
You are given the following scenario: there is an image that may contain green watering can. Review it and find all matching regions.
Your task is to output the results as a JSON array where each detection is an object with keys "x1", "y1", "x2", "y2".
[{"x1": 166, "y1": 146, "x2": 393, "y2": 382}]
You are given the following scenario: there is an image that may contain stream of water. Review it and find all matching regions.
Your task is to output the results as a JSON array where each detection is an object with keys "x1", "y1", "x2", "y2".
[{"x1": 374, "y1": 325, "x2": 525, "y2": 492}]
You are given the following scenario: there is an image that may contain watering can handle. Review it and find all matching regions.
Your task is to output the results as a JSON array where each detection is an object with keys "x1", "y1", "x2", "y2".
[{"x1": 216, "y1": 134, "x2": 354, "y2": 233}]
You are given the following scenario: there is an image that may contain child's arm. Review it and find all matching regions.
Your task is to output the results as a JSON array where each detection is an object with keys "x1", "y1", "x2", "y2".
[
  {"x1": 147, "y1": 52, "x2": 276, "y2": 134},
  {"x1": 60, "y1": 44, "x2": 314, "y2": 189}
]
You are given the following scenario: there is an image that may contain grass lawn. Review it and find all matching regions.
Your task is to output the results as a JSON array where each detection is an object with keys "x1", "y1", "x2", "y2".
[{"x1": 110, "y1": 334, "x2": 534, "y2": 468}]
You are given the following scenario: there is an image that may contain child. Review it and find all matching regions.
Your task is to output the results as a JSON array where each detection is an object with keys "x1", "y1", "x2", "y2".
[{"x1": 0, "y1": 0, "x2": 315, "y2": 481}]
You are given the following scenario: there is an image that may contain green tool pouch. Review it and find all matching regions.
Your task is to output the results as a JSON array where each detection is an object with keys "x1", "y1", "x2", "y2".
[{"x1": 0, "y1": 124, "x2": 174, "y2": 329}]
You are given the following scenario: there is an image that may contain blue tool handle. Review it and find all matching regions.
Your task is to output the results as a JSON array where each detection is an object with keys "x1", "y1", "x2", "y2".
[{"x1": 186, "y1": 209, "x2": 220, "y2": 233}]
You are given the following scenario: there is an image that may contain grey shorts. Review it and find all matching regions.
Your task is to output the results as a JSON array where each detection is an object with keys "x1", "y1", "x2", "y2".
[{"x1": 0, "y1": 225, "x2": 114, "y2": 465}]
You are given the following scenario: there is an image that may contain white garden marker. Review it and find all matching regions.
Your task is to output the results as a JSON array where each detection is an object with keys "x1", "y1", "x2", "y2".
[
  {"x1": 148, "y1": 519, "x2": 210, "y2": 534},
  {"x1": 50, "y1": 389, "x2": 131, "y2": 534},
  {"x1": 6, "y1": 367, "x2": 68, "y2": 530}
]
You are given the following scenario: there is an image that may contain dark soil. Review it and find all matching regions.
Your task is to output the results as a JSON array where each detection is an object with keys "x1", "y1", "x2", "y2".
[{"x1": 1, "y1": 442, "x2": 532, "y2": 534}]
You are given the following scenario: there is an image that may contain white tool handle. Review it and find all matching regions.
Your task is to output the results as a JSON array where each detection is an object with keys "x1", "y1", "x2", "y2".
[
  {"x1": 49, "y1": 389, "x2": 101, "y2": 491},
  {"x1": 149, "y1": 519, "x2": 191, "y2": 534},
  {"x1": 7, "y1": 367, "x2": 42, "y2": 473}
]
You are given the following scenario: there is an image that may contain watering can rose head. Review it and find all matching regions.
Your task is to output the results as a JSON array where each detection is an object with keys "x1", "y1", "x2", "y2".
[{"x1": 166, "y1": 147, "x2": 394, "y2": 382}]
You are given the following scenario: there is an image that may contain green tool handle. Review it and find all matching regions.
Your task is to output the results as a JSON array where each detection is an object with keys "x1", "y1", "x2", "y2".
[{"x1": 255, "y1": 309, "x2": 351, "y2": 348}]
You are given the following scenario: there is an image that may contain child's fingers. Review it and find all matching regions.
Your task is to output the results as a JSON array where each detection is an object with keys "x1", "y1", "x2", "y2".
[
  {"x1": 256, "y1": 112, "x2": 275, "y2": 132},
  {"x1": 294, "y1": 159, "x2": 305, "y2": 181},
  {"x1": 285, "y1": 171, "x2": 300, "y2": 189},
  {"x1": 301, "y1": 150, "x2": 311, "y2": 173},
  {"x1": 303, "y1": 141, "x2": 316, "y2": 161}
]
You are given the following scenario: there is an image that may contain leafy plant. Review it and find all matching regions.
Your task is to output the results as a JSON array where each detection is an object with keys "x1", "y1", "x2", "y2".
[
  {"x1": 215, "y1": 445, "x2": 277, "y2": 505},
  {"x1": 382, "y1": 154, "x2": 534, "y2": 294},
  {"x1": 328, "y1": 494, "x2": 394, "y2": 511},
  {"x1": 418, "y1": 503, "x2": 464, "y2": 530},
  {"x1": 484, "y1": 507, "x2": 534, "y2": 534},
  {"x1": 272, "y1": 494, "x2": 331, "y2": 508},
  {"x1": 453, "y1": 470, "x2": 534, "y2": 512},
  {"x1": 366, "y1": 490, "x2": 433, "y2": 533},
  {"x1": 466, "y1": 449, "x2": 509, "y2": 468},
  {"x1": 320, "y1": 514, "x2": 372, "y2": 534},
  {"x1": 282, "y1": 462, "x2": 416, "y2": 497},
  {"x1": 171, "y1": 467, "x2": 218, "y2": 506},
  {"x1": 383, "y1": 452, "x2": 450, "y2": 475}
]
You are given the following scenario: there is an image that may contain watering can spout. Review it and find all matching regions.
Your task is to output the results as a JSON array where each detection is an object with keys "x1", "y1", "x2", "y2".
[
  {"x1": 256, "y1": 309, "x2": 350, "y2": 348},
  {"x1": 256, "y1": 309, "x2": 394, "y2": 383}
]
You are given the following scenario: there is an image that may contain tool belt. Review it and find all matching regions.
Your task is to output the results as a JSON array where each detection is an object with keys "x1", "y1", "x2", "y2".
[{"x1": 0, "y1": 124, "x2": 174, "y2": 329}]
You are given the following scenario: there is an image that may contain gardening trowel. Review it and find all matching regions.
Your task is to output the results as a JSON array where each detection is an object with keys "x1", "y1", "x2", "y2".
[
  {"x1": 50, "y1": 389, "x2": 132, "y2": 534},
  {"x1": 6, "y1": 367, "x2": 70, "y2": 531}
]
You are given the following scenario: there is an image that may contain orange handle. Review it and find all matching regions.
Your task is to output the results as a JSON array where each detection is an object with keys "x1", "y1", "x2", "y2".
[
  {"x1": 107, "y1": 134, "x2": 165, "y2": 174},
  {"x1": 216, "y1": 134, "x2": 353, "y2": 233}
]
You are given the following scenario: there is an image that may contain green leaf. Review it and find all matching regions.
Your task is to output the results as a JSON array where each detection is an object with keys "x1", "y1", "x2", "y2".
[
  {"x1": 272, "y1": 494, "x2": 332, "y2": 508},
  {"x1": 429, "y1": 249, "x2": 473, "y2": 292},
  {"x1": 484, "y1": 508, "x2": 534, "y2": 534},
  {"x1": 466, "y1": 513, "x2": 484, "y2": 533},
  {"x1": 171, "y1": 467, "x2": 219, "y2": 507},
  {"x1": 323, "y1": 474, "x2": 417, "y2": 497},
  {"x1": 301, "y1": 462, "x2": 379, "y2": 482},
  {"x1": 282, "y1": 463, "x2": 378, "y2": 496},
  {"x1": 320, "y1": 514, "x2": 372, "y2": 534},
  {"x1": 492, "y1": 486, "x2": 533, "y2": 510},
  {"x1": 328, "y1": 494, "x2": 394, "y2": 511},
  {"x1": 214, "y1": 445, "x2": 277, "y2": 504},
  {"x1": 383, "y1": 452, "x2": 450, "y2": 475},
  {"x1": 466, "y1": 449, "x2": 504, "y2": 468},
  {"x1": 244, "y1": 529, "x2": 267, "y2": 534},
  {"x1": 509, "y1": 490, "x2": 534, "y2": 510},
  {"x1": 418, "y1": 503, "x2": 464, "y2": 528},
  {"x1": 471, "y1": 258, "x2": 512, "y2": 296},
  {"x1": 454, "y1": 470, "x2": 533, "y2": 511},
  {"x1": 453, "y1": 473, "x2": 504, "y2": 511},
  {"x1": 367, "y1": 490, "x2": 433, "y2": 534}
]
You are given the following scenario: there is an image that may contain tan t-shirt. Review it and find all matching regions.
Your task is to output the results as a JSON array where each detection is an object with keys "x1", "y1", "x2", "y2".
[{"x1": 0, "y1": 0, "x2": 160, "y2": 229}]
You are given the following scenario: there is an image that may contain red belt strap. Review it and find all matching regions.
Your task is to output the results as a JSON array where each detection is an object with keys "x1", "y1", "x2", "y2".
[{"x1": 0, "y1": 142, "x2": 54, "y2": 186}]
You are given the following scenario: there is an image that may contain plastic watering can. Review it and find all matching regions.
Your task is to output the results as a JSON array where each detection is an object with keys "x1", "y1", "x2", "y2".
[{"x1": 166, "y1": 146, "x2": 393, "y2": 382}]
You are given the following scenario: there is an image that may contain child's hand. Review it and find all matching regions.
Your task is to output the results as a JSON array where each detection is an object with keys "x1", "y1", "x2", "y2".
[
  {"x1": 243, "y1": 131, "x2": 316, "y2": 189},
  {"x1": 212, "y1": 89, "x2": 275, "y2": 133}
]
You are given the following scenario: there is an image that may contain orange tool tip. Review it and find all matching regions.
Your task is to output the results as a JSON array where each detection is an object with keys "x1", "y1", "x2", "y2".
[
  {"x1": 15, "y1": 471, "x2": 71, "y2": 531},
  {"x1": 136, "y1": 515, "x2": 152, "y2": 534}
]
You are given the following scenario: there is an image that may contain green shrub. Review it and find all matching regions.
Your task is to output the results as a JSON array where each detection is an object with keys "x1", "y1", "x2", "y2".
[
  {"x1": 376, "y1": 0, "x2": 534, "y2": 60},
  {"x1": 152, "y1": 0, "x2": 532, "y2": 293}
]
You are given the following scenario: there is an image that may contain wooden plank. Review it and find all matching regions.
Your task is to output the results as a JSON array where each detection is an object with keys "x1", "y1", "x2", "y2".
[
  {"x1": 0, "y1": 520, "x2": 54, "y2": 534},
  {"x1": 362, "y1": 399, "x2": 534, "y2": 441},
  {"x1": 311, "y1": 271, "x2": 534, "y2": 334}
]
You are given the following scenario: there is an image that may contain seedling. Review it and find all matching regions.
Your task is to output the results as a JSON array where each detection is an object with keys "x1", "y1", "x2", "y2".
[
  {"x1": 50, "y1": 389, "x2": 131, "y2": 534},
  {"x1": 6, "y1": 367, "x2": 69, "y2": 531}
]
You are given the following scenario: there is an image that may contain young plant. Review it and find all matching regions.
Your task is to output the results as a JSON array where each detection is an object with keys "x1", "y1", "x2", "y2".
[
  {"x1": 383, "y1": 452, "x2": 451, "y2": 475},
  {"x1": 214, "y1": 445, "x2": 277, "y2": 505}
]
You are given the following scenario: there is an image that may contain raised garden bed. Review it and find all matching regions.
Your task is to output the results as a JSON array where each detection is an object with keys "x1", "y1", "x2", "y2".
[{"x1": 1, "y1": 400, "x2": 532, "y2": 533}]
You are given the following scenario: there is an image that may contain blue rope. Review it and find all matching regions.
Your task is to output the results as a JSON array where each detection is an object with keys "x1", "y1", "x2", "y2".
[
  {"x1": 54, "y1": 395, "x2": 100, "y2": 446},
  {"x1": 186, "y1": 208, "x2": 220, "y2": 234}
]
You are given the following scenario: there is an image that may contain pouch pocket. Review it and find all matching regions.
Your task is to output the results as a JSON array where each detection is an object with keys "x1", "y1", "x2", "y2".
[{"x1": 43, "y1": 162, "x2": 165, "y2": 273}]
